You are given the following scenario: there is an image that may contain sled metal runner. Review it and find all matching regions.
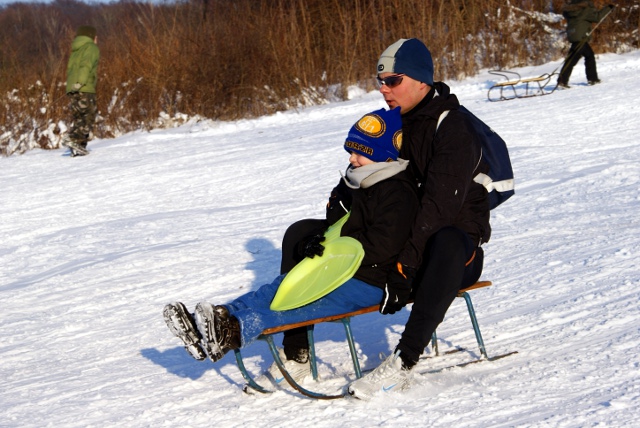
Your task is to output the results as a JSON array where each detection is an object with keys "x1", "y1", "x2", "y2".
[
  {"x1": 487, "y1": 69, "x2": 558, "y2": 102},
  {"x1": 234, "y1": 280, "x2": 517, "y2": 400}
]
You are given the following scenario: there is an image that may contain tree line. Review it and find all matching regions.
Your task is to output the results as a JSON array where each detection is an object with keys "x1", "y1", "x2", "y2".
[{"x1": 1, "y1": 0, "x2": 637, "y2": 156}]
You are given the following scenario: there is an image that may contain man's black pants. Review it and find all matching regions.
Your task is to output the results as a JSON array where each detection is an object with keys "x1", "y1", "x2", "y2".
[{"x1": 397, "y1": 226, "x2": 483, "y2": 363}]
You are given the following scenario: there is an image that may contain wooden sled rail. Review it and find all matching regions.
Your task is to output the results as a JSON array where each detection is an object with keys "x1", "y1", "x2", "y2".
[
  {"x1": 491, "y1": 75, "x2": 552, "y2": 87},
  {"x1": 234, "y1": 280, "x2": 495, "y2": 399}
]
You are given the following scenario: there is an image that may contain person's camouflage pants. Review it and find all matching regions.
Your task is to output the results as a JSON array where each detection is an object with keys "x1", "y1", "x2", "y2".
[{"x1": 67, "y1": 92, "x2": 97, "y2": 148}]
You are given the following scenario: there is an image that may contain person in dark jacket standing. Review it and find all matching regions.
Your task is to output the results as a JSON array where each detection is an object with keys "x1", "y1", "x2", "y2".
[
  {"x1": 62, "y1": 25, "x2": 100, "y2": 157},
  {"x1": 347, "y1": 38, "x2": 491, "y2": 400},
  {"x1": 557, "y1": 1, "x2": 614, "y2": 88},
  {"x1": 162, "y1": 108, "x2": 419, "y2": 389}
]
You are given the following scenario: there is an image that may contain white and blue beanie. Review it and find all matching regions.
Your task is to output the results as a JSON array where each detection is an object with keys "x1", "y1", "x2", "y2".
[
  {"x1": 344, "y1": 107, "x2": 403, "y2": 163},
  {"x1": 377, "y1": 38, "x2": 434, "y2": 85}
]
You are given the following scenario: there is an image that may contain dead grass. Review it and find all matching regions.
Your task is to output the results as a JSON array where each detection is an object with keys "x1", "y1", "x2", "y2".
[{"x1": 1, "y1": 0, "x2": 637, "y2": 156}]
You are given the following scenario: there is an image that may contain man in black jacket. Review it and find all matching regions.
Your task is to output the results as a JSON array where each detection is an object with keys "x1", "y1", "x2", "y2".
[
  {"x1": 348, "y1": 38, "x2": 491, "y2": 400},
  {"x1": 557, "y1": 1, "x2": 615, "y2": 88}
]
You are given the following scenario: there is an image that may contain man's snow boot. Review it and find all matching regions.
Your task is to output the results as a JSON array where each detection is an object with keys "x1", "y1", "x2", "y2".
[{"x1": 347, "y1": 349, "x2": 412, "y2": 400}]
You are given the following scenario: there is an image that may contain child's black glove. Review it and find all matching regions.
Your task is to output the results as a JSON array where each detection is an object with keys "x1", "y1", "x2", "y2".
[
  {"x1": 297, "y1": 234, "x2": 326, "y2": 259},
  {"x1": 380, "y1": 263, "x2": 416, "y2": 315},
  {"x1": 326, "y1": 179, "x2": 352, "y2": 225}
]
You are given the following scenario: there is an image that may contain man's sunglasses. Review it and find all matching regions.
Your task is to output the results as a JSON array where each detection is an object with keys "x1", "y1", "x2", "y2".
[{"x1": 376, "y1": 74, "x2": 404, "y2": 88}]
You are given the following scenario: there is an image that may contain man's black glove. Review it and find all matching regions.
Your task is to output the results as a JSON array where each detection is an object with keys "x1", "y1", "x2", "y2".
[
  {"x1": 380, "y1": 263, "x2": 416, "y2": 315},
  {"x1": 296, "y1": 234, "x2": 326, "y2": 259}
]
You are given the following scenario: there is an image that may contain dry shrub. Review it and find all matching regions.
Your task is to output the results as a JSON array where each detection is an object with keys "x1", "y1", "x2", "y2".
[{"x1": 1, "y1": 0, "x2": 638, "y2": 156}]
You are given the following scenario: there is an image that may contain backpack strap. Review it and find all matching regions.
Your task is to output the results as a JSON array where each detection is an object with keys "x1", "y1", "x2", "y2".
[{"x1": 436, "y1": 110, "x2": 450, "y2": 131}]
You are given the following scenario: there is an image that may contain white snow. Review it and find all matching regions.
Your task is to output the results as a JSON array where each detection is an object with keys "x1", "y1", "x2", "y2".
[{"x1": 1, "y1": 51, "x2": 639, "y2": 427}]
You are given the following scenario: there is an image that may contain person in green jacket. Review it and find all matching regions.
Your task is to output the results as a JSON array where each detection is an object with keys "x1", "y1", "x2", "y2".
[
  {"x1": 62, "y1": 25, "x2": 100, "y2": 157},
  {"x1": 557, "y1": 1, "x2": 614, "y2": 89}
]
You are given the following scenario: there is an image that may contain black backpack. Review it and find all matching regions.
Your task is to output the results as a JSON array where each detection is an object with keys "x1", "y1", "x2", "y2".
[{"x1": 437, "y1": 106, "x2": 515, "y2": 209}]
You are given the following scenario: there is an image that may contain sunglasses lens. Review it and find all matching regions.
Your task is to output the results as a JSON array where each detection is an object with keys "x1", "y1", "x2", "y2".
[{"x1": 377, "y1": 75, "x2": 403, "y2": 88}]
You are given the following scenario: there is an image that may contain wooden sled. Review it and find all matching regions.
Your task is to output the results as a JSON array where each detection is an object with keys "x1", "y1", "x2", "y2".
[
  {"x1": 487, "y1": 69, "x2": 558, "y2": 102},
  {"x1": 234, "y1": 280, "x2": 517, "y2": 399}
]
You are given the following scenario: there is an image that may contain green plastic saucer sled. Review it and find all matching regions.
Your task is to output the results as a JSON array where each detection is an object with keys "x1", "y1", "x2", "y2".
[{"x1": 270, "y1": 213, "x2": 364, "y2": 311}]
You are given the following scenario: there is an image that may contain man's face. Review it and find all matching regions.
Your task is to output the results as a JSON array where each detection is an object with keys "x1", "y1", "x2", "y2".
[{"x1": 378, "y1": 73, "x2": 429, "y2": 114}]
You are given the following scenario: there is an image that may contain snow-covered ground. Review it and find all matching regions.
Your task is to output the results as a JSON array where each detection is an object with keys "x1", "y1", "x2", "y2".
[{"x1": 1, "y1": 51, "x2": 639, "y2": 427}]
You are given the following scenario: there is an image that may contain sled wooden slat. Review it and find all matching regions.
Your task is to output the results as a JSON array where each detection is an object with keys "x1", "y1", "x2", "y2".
[
  {"x1": 456, "y1": 280, "x2": 492, "y2": 293},
  {"x1": 492, "y1": 75, "x2": 549, "y2": 87},
  {"x1": 261, "y1": 280, "x2": 492, "y2": 335}
]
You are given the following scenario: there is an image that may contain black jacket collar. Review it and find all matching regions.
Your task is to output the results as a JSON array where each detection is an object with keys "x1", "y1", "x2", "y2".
[{"x1": 403, "y1": 82, "x2": 461, "y2": 123}]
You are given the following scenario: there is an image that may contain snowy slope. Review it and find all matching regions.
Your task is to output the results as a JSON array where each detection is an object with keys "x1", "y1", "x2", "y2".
[{"x1": 1, "y1": 52, "x2": 639, "y2": 427}]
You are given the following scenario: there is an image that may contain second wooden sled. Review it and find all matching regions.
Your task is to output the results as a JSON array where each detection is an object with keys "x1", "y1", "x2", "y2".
[{"x1": 487, "y1": 69, "x2": 558, "y2": 102}]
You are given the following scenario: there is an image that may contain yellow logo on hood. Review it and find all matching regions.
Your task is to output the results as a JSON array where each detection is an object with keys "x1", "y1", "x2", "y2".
[
  {"x1": 355, "y1": 114, "x2": 386, "y2": 138},
  {"x1": 393, "y1": 129, "x2": 403, "y2": 152}
]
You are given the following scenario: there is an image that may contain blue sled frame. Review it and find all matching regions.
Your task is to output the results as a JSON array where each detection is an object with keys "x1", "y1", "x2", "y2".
[{"x1": 234, "y1": 280, "x2": 515, "y2": 399}]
